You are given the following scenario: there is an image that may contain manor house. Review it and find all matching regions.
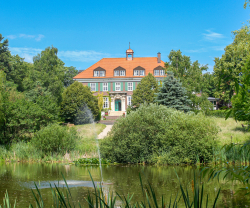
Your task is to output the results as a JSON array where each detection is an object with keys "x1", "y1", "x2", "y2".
[{"x1": 73, "y1": 46, "x2": 165, "y2": 112}]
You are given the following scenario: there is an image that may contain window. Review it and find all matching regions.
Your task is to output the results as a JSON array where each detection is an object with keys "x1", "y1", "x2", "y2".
[
  {"x1": 103, "y1": 97, "x2": 109, "y2": 108},
  {"x1": 133, "y1": 66, "x2": 145, "y2": 76},
  {"x1": 90, "y1": 83, "x2": 96, "y2": 91},
  {"x1": 93, "y1": 67, "x2": 106, "y2": 77},
  {"x1": 128, "y1": 82, "x2": 133, "y2": 91},
  {"x1": 103, "y1": 83, "x2": 108, "y2": 91},
  {"x1": 100, "y1": 71, "x2": 105, "y2": 77},
  {"x1": 115, "y1": 82, "x2": 121, "y2": 91},
  {"x1": 114, "y1": 70, "x2": 120, "y2": 76},
  {"x1": 154, "y1": 70, "x2": 159, "y2": 76},
  {"x1": 127, "y1": 96, "x2": 132, "y2": 106},
  {"x1": 120, "y1": 70, "x2": 125, "y2": 76},
  {"x1": 134, "y1": 70, "x2": 139, "y2": 76},
  {"x1": 94, "y1": 71, "x2": 99, "y2": 77},
  {"x1": 160, "y1": 70, "x2": 164, "y2": 76}
]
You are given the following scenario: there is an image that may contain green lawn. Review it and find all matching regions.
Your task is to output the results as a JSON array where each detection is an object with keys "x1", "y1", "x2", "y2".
[
  {"x1": 214, "y1": 117, "x2": 250, "y2": 145},
  {"x1": 75, "y1": 123, "x2": 106, "y2": 156}
]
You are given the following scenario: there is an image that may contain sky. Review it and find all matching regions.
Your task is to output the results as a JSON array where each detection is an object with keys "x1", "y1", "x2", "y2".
[{"x1": 1, "y1": 0, "x2": 249, "y2": 73}]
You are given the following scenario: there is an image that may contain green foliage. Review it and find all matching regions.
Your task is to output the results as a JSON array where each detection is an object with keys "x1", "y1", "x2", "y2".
[
  {"x1": 214, "y1": 25, "x2": 250, "y2": 104},
  {"x1": 155, "y1": 71, "x2": 191, "y2": 112},
  {"x1": 63, "y1": 66, "x2": 78, "y2": 87},
  {"x1": 61, "y1": 81, "x2": 99, "y2": 124},
  {"x1": 206, "y1": 110, "x2": 233, "y2": 118},
  {"x1": 201, "y1": 73, "x2": 216, "y2": 98},
  {"x1": 32, "y1": 123, "x2": 79, "y2": 155},
  {"x1": 166, "y1": 50, "x2": 208, "y2": 98},
  {"x1": 100, "y1": 104, "x2": 218, "y2": 164},
  {"x1": 132, "y1": 73, "x2": 159, "y2": 107},
  {"x1": 74, "y1": 158, "x2": 110, "y2": 165}
]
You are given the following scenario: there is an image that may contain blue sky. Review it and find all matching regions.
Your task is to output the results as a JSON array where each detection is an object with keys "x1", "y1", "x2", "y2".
[{"x1": 1, "y1": 0, "x2": 249, "y2": 72}]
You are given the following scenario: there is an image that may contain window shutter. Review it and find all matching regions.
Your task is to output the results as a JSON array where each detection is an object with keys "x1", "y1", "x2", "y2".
[
  {"x1": 96, "y1": 83, "x2": 98, "y2": 91},
  {"x1": 108, "y1": 83, "x2": 111, "y2": 91},
  {"x1": 125, "y1": 82, "x2": 127, "y2": 91},
  {"x1": 88, "y1": 83, "x2": 90, "y2": 87},
  {"x1": 121, "y1": 82, "x2": 123, "y2": 91},
  {"x1": 113, "y1": 82, "x2": 115, "y2": 91},
  {"x1": 133, "y1": 82, "x2": 136, "y2": 90},
  {"x1": 100, "y1": 83, "x2": 103, "y2": 91}
]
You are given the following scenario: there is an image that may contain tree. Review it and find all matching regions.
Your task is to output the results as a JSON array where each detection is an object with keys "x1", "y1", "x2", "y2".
[
  {"x1": 32, "y1": 46, "x2": 65, "y2": 104},
  {"x1": 213, "y1": 25, "x2": 250, "y2": 105},
  {"x1": 155, "y1": 71, "x2": 191, "y2": 112},
  {"x1": 131, "y1": 73, "x2": 159, "y2": 107},
  {"x1": 166, "y1": 50, "x2": 208, "y2": 99},
  {"x1": 201, "y1": 72, "x2": 216, "y2": 98},
  {"x1": 60, "y1": 81, "x2": 99, "y2": 124},
  {"x1": 63, "y1": 66, "x2": 78, "y2": 87},
  {"x1": 0, "y1": 34, "x2": 12, "y2": 77}
]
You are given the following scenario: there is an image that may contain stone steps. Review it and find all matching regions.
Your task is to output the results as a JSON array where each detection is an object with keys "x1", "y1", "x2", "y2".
[{"x1": 109, "y1": 111, "x2": 125, "y2": 116}]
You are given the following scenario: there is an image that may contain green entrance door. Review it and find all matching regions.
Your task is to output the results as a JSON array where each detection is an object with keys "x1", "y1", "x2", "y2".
[{"x1": 115, "y1": 99, "x2": 121, "y2": 111}]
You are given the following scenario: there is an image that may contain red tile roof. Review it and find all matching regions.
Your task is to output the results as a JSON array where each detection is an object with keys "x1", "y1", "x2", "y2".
[{"x1": 74, "y1": 57, "x2": 165, "y2": 79}]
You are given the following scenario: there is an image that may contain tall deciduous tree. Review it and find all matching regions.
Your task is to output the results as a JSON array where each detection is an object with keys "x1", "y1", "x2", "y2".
[
  {"x1": 32, "y1": 46, "x2": 65, "y2": 104},
  {"x1": 60, "y1": 81, "x2": 99, "y2": 124},
  {"x1": 132, "y1": 73, "x2": 159, "y2": 107},
  {"x1": 166, "y1": 50, "x2": 208, "y2": 97},
  {"x1": 155, "y1": 71, "x2": 191, "y2": 112},
  {"x1": 214, "y1": 25, "x2": 250, "y2": 105}
]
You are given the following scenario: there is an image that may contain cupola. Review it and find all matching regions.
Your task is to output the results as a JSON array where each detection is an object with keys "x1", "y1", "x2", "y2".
[{"x1": 126, "y1": 42, "x2": 134, "y2": 60}]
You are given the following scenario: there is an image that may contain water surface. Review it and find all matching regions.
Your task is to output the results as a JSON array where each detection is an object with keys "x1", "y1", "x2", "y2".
[{"x1": 0, "y1": 162, "x2": 247, "y2": 207}]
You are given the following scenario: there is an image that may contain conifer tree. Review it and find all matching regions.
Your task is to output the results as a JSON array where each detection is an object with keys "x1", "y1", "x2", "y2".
[{"x1": 155, "y1": 71, "x2": 191, "y2": 112}]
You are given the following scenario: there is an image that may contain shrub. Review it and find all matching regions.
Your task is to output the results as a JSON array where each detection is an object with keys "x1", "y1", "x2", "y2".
[
  {"x1": 32, "y1": 123, "x2": 79, "y2": 156},
  {"x1": 208, "y1": 110, "x2": 233, "y2": 118},
  {"x1": 100, "y1": 104, "x2": 218, "y2": 164}
]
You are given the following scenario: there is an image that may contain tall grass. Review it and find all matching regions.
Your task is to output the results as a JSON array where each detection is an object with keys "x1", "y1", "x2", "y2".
[{"x1": 0, "y1": 172, "x2": 220, "y2": 208}]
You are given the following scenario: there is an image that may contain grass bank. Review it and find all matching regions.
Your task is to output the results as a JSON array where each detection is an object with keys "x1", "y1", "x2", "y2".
[
  {"x1": 214, "y1": 117, "x2": 250, "y2": 145},
  {"x1": 0, "y1": 123, "x2": 106, "y2": 162}
]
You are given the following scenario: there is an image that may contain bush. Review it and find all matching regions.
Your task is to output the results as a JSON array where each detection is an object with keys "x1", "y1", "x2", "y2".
[
  {"x1": 208, "y1": 110, "x2": 233, "y2": 118},
  {"x1": 100, "y1": 104, "x2": 218, "y2": 164},
  {"x1": 32, "y1": 123, "x2": 79, "y2": 156}
]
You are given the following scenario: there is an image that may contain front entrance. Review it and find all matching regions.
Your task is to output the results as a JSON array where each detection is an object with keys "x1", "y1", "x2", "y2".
[{"x1": 115, "y1": 99, "x2": 121, "y2": 111}]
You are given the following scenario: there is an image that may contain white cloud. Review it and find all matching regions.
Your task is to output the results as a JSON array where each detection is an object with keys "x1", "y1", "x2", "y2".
[
  {"x1": 9, "y1": 47, "x2": 109, "y2": 63},
  {"x1": 6, "y1": 35, "x2": 17, "y2": 39},
  {"x1": 35, "y1": 34, "x2": 45, "y2": 41},
  {"x1": 9, "y1": 47, "x2": 43, "y2": 63},
  {"x1": 6, "y1": 34, "x2": 45, "y2": 41},
  {"x1": 203, "y1": 30, "x2": 224, "y2": 41},
  {"x1": 210, "y1": 46, "x2": 225, "y2": 51},
  {"x1": 58, "y1": 50, "x2": 110, "y2": 62}
]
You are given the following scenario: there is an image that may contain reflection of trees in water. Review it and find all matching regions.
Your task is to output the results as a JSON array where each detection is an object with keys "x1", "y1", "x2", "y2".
[{"x1": 0, "y1": 163, "x2": 248, "y2": 207}]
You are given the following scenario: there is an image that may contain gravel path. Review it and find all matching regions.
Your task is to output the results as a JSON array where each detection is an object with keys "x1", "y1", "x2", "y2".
[{"x1": 97, "y1": 125, "x2": 113, "y2": 139}]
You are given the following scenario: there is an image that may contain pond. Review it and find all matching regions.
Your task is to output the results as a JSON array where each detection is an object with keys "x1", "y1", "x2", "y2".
[{"x1": 0, "y1": 162, "x2": 248, "y2": 207}]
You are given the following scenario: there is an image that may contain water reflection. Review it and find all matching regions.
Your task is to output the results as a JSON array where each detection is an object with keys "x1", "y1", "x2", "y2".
[{"x1": 0, "y1": 163, "x2": 248, "y2": 207}]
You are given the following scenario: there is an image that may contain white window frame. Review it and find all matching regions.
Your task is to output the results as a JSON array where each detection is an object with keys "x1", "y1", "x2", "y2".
[
  {"x1": 103, "y1": 83, "x2": 108, "y2": 91},
  {"x1": 160, "y1": 70, "x2": 164, "y2": 76},
  {"x1": 154, "y1": 70, "x2": 159, "y2": 76},
  {"x1": 120, "y1": 70, "x2": 125, "y2": 76},
  {"x1": 140, "y1": 70, "x2": 145, "y2": 76},
  {"x1": 128, "y1": 82, "x2": 133, "y2": 91},
  {"x1": 103, "y1": 97, "x2": 109, "y2": 108},
  {"x1": 134, "y1": 70, "x2": 139, "y2": 76},
  {"x1": 115, "y1": 82, "x2": 121, "y2": 91},
  {"x1": 127, "y1": 96, "x2": 132, "y2": 106},
  {"x1": 94, "y1": 71, "x2": 99, "y2": 77},
  {"x1": 90, "y1": 83, "x2": 96, "y2": 91},
  {"x1": 100, "y1": 71, "x2": 105, "y2": 77},
  {"x1": 114, "y1": 70, "x2": 119, "y2": 76}
]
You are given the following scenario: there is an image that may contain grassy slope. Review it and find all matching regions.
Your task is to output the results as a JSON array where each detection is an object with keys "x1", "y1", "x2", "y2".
[
  {"x1": 214, "y1": 117, "x2": 250, "y2": 145},
  {"x1": 75, "y1": 123, "x2": 106, "y2": 156}
]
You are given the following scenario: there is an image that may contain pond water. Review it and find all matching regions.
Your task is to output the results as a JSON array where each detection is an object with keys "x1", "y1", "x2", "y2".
[{"x1": 0, "y1": 162, "x2": 248, "y2": 207}]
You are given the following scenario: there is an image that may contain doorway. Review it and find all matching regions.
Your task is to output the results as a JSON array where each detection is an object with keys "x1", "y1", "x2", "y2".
[{"x1": 115, "y1": 99, "x2": 121, "y2": 111}]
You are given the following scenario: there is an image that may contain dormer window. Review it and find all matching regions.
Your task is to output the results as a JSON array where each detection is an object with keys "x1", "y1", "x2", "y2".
[
  {"x1": 93, "y1": 67, "x2": 106, "y2": 77},
  {"x1": 133, "y1": 66, "x2": 145, "y2": 76},
  {"x1": 114, "y1": 67, "x2": 126, "y2": 76},
  {"x1": 154, "y1": 66, "x2": 165, "y2": 76}
]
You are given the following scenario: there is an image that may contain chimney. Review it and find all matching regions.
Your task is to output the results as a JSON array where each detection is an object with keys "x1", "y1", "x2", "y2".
[{"x1": 157, "y1": 52, "x2": 161, "y2": 63}]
